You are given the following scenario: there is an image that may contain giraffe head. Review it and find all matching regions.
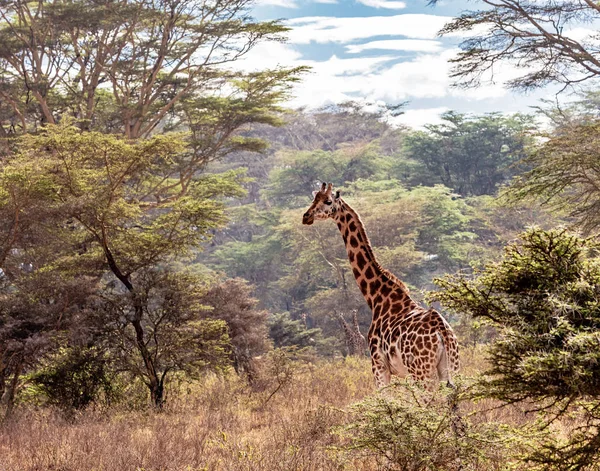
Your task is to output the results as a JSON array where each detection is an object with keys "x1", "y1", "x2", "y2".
[{"x1": 302, "y1": 182, "x2": 342, "y2": 225}]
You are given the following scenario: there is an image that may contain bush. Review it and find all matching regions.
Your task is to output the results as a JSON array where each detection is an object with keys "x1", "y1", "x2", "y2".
[
  {"x1": 30, "y1": 346, "x2": 116, "y2": 410},
  {"x1": 338, "y1": 380, "x2": 527, "y2": 471}
]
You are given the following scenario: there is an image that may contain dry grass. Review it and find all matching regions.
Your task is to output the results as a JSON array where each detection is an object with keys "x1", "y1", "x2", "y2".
[{"x1": 0, "y1": 348, "x2": 534, "y2": 471}]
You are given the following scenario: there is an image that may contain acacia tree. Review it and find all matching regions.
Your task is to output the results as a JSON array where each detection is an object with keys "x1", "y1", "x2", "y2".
[
  {"x1": 99, "y1": 269, "x2": 231, "y2": 405},
  {"x1": 440, "y1": 0, "x2": 600, "y2": 91},
  {"x1": 2, "y1": 125, "x2": 237, "y2": 407},
  {"x1": 0, "y1": 0, "x2": 302, "y2": 409},
  {"x1": 430, "y1": 228, "x2": 600, "y2": 469},
  {"x1": 0, "y1": 0, "x2": 290, "y2": 136},
  {"x1": 508, "y1": 119, "x2": 600, "y2": 233},
  {"x1": 0, "y1": 111, "x2": 290, "y2": 407}
]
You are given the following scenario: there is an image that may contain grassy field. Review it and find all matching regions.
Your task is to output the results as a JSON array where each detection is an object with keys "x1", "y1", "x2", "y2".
[{"x1": 0, "y1": 348, "x2": 535, "y2": 471}]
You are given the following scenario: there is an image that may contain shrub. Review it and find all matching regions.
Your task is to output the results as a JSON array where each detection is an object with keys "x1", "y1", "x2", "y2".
[
  {"x1": 338, "y1": 380, "x2": 528, "y2": 471},
  {"x1": 30, "y1": 346, "x2": 116, "y2": 410}
]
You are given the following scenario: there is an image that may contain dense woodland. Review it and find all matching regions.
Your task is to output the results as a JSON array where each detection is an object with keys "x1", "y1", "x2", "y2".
[{"x1": 3, "y1": 0, "x2": 600, "y2": 470}]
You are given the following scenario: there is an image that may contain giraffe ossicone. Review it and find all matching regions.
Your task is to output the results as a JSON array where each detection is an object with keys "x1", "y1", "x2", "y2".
[{"x1": 302, "y1": 182, "x2": 460, "y2": 387}]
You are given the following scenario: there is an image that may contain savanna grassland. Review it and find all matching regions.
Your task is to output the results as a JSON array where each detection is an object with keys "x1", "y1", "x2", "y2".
[{"x1": 1, "y1": 348, "x2": 531, "y2": 471}]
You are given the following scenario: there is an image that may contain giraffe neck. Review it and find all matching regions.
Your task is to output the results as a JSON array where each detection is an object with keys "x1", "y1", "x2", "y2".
[
  {"x1": 337, "y1": 313, "x2": 356, "y2": 349},
  {"x1": 336, "y1": 313, "x2": 352, "y2": 336},
  {"x1": 334, "y1": 199, "x2": 412, "y2": 311},
  {"x1": 351, "y1": 311, "x2": 361, "y2": 331}
]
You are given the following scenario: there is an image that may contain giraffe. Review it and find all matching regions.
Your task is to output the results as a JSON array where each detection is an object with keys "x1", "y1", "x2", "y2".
[
  {"x1": 351, "y1": 310, "x2": 368, "y2": 356},
  {"x1": 336, "y1": 310, "x2": 368, "y2": 356},
  {"x1": 302, "y1": 182, "x2": 460, "y2": 387}
]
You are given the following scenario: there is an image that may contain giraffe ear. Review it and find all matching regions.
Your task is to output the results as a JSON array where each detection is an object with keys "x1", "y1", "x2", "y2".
[
  {"x1": 334, "y1": 190, "x2": 341, "y2": 200},
  {"x1": 312, "y1": 190, "x2": 319, "y2": 199}
]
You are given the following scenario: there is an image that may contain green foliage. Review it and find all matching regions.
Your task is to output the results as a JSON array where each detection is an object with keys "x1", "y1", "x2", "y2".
[
  {"x1": 432, "y1": 228, "x2": 600, "y2": 402},
  {"x1": 266, "y1": 144, "x2": 391, "y2": 206},
  {"x1": 431, "y1": 228, "x2": 600, "y2": 468},
  {"x1": 405, "y1": 112, "x2": 534, "y2": 196},
  {"x1": 0, "y1": 270, "x2": 99, "y2": 414},
  {"x1": 509, "y1": 119, "x2": 600, "y2": 232},
  {"x1": 101, "y1": 269, "x2": 232, "y2": 382},
  {"x1": 0, "y1": 0, "x2": 303, "y2": 412},
  {"x1": 213, "y1": 127, "x2": 555, "y2": 343},
  {"x1": 340, "y1": 380, "x2": 528, "y2": 471},
  {"x1": 30, "y1": 346, "x2": 116, "y2": 410},
  {"x1": 0, "y1": 123, "x2": 246, "y2": 406}
]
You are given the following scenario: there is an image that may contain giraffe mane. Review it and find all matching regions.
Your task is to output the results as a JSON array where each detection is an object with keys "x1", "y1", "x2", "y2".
[{"x1": 341, "y1": 200, "x2": 410, "y2": 293}]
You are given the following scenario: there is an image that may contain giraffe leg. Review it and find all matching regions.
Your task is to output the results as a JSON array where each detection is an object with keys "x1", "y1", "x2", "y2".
[
  {"x1": 370, "y1": 349, "x2": 391, "y2": 387},
  {"x1": 436, "y1": 332, "x2": 455, "y2": 388}
]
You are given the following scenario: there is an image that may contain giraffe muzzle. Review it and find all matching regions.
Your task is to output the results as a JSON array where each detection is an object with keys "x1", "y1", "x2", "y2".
[{"x1": 302, "y1": 212, "x2": 314, "y2": 225}]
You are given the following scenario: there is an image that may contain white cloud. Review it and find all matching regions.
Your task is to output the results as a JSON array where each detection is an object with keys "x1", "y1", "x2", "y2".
[
  {"x1": 563, "y1": 27, "x2": 600, "y2": 43},
  {"x1": 229, "y1": 13, "x2": 539, "y2": 119},
  {"x1": 346, "y1": 39, "x2": 444, "y2": 53},
  {"x1": 234, "y1": 41, "x2": 515, "y2": 109},
  {"x1": 353, "y1": 51, "x2": 454, "y2": 101},
  {"x1": 233, "y1": 42, "x2": 304, "y2": 71},
  {"x1": 255, "y1": 0, "x2": 298, "y2": 7},
  {"x1": 286, "y1": 14, "x2": 455, "y2": 44},
  {"x1": 357, "y1": 0, "x2": 407, "y2": 9},
  {"x1": 314, "y1": 0, "x2": 338, "y2": 3},
  {"x1": 287, "y1": 55, "x2": 399, "y2": 108},
  {"x1": 393, "y1": 107, "x2": 449, "y2": 128},
  {"x1": 290, "y1": 48, "x2": 523, "y2": 108}
]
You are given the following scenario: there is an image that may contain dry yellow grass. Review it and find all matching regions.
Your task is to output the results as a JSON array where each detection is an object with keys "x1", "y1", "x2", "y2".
[{"x1": 0, "y1": 348, "x2": 533, "y2": 471}]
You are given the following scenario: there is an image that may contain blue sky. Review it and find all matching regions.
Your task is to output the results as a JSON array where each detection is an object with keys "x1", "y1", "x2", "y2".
[{"x1": 239, "y1": 0, "x2": 557, "y2": 127}]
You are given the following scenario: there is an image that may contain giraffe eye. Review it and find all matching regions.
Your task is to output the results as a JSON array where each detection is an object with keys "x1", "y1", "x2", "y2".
[{"x1": 325, "y1": 200, "x2": 333, "y2": 205}]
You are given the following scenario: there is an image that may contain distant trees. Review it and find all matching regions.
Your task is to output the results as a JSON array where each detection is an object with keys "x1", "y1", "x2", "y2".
[
  {"x1": 405, "y1": 112, "x2": 534, "y2": 196},
  {"x1": 213, "y1": 163, "x2": 547, "y2": 346},
  {"x1": 267, "y1": 101, "x2": 404, "y2": 153}
]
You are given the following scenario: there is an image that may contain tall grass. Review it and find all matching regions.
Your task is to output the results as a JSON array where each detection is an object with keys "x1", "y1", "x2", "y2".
[{"x1": 0, "y1": 348, "x2": 534, "y2": 471}]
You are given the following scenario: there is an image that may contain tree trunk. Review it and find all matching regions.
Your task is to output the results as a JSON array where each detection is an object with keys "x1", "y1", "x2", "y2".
[
  {"x1": 149, "y1": 376, "x2": 164, "y2": 409},
  {"x1": 0, "y1": 368, "x2": 5, "y2": 404},
  {"x1": 131, "y1": 313, "x2": 163, "y2": 409},
  {"x1": 2, "y1": 361, "x2": 22, "y2": 420},
  {"x1": 102, "y1": 243, "x2": 163, "y2": 409}
]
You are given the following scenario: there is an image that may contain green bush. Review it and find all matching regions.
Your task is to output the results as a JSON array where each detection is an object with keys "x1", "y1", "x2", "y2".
[
  {"x1": 30, "y1": 346, "x2": 117, "y2": 410},
  {"x1": 431, "y1": 228, "x2": 600, "y2": 469},
  {"x1": 338, "y1": 380, "x2": 527, "y2": 471}
]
